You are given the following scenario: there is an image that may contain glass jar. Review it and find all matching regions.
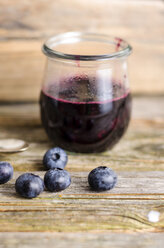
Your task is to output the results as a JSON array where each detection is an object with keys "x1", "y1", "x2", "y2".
[{"x1": 40, "y1": 32, "x2": 132, "y2": 153}]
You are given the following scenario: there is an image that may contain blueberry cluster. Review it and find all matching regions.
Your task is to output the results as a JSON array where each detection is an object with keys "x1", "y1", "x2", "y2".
[
  {"x1": 0, "y1": 162, "x2": 13, "y2": 184},
  {"x1": 0, "y1": 147, "x2": 117, "y2": 199}
]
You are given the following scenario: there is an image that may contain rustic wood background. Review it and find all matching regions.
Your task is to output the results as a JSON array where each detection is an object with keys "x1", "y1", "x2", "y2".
[
  {"x1": 0, "y1": 1, "x2": 164, "y2": 247},
  {"x1": 0, "y1": 97, "x2": 164, "y2": 247},
  {"x1": 0, "y1": 0, "x2": 164, "y2": 101}
]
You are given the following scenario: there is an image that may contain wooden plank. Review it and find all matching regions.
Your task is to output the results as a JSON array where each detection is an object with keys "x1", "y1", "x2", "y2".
[
  {"x1": 0, "y1": 171, "x2": 163, "y2": 232},
  {"x1": 0, "y1": 40, "x2": 164, "y2": 102},
  {"x1": 0, "y1": 121, "x2": 164, "y2": 172},
  {"x1": 0, "y1": 97, "x2": 163, "y2": 173},
  {"x1": 0, "y1": 0, "x2": 163, "y2": 40},
  {"x1": 0, "y1": 96, "x2": 163, "y2": 233},
  {"x1": 0, "y1": 0, "x2": 164, "y2": 101},
  {"x1": 0, "y1": 233, "x2": 164, "y2": 248}
]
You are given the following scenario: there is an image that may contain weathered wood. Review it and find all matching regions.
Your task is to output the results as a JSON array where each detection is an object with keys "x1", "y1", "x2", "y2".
[
  {"x1": 0, "y1": 96, "x2": 163, "y2": 235},
  {"x1": 0, "y1": 0, "x2": 163, "y2": 40},
  {"x1": 0, "y1": 171, "x2": 163, "y2": 232},
  {"x1": 0, "y1": 0, "x2": 164, "y2": 244},
  {"x1": 0, "y1": 0, "x2": 164, "y2": 101},
  {"x1": 0, "y1": 97, "x2": 163, "y2": 173},
  {"x1": 0, "y1": 233, "x2": 164, "y2": 248}
]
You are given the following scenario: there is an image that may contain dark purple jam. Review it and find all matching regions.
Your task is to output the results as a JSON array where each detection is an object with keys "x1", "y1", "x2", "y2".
[{"x1": 40, "y1": 76, "x2": 132, "y2": 153}]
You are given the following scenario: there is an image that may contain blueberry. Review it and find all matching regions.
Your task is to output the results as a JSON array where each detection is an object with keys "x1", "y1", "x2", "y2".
[
  {"x1": 88, "y1": 166, "x2": 117, "y2": 191},
  {"x1": 44, "y1": 168, "x2": 71, "y2": 192},
  {"x1": 43, "y1": 147, "x2": 68, "y2": 170},
  {"x1": 0, "y1": 162, "x2": 13, "y2": 184},
  {"x1": 15, "y1": 173, "x2": 44, "y2": 198}
]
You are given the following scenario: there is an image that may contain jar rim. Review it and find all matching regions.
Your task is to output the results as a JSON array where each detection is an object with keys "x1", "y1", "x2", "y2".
[{"x1": 42, "y1": 32, "x2": 132, "y2": 61}]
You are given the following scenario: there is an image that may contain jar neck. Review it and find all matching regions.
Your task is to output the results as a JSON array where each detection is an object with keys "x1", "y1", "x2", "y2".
[{"x1": 43, "y1": 32, "x2": 132, "y2": 61}]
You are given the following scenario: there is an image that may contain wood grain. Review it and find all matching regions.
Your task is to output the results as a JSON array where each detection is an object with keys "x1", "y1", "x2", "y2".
[
  {"x1": 0, "y1": 171, "x2": 163, "y2": 232},
  {"x1": 0, "y1": 0, "x2": 164, "y2": 244},
  {"x1": 0, "y1": 0, "x2": 164, "y2": 101},
  {"x1": 0, "y1": 233, "x2": 164, "y2": 248},
  {"x1": 0, "y1": 96, "x2": 163, "y2": 235}
]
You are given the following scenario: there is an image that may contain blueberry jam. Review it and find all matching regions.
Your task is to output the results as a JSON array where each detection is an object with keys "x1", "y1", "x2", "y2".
[{"x1": 40, "y1": 76, "x2": 132, "y2": 153}]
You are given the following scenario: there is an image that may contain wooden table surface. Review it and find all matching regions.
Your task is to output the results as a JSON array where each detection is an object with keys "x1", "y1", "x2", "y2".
[
  {"x1": 0, "y1": 0, "x2": 164, "y2": 247},
  {"x1": 0, "y1": 96, "x2": 163, "y2": 247}
]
